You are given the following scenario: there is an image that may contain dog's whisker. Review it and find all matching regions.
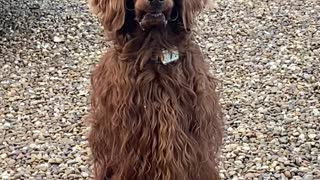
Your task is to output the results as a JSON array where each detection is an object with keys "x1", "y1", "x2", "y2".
[
  {"x1": 139, "y1": 22, "x2": 145, "y2": 31},
  {"x1": 169, "y1": 9, "x2": 179, "y2": 22},
  {"x1": 164, "y1": 20, "x2": 168, "y2": 27}
]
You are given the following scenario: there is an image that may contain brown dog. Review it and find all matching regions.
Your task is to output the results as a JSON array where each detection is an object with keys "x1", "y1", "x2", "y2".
[{"x1": 87, "y1": 0, "x2": 223, "y2": 179}]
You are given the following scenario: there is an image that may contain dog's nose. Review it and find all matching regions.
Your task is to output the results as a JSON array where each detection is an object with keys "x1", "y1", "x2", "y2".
[{"x1": 148, "y1": 0, "x2": 164, "y2": 8}]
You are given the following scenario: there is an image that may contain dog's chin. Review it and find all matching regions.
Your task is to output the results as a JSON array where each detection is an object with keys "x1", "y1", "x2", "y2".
[{"x1": 138, "y1": 12, "x2": 170, "y2": 31}]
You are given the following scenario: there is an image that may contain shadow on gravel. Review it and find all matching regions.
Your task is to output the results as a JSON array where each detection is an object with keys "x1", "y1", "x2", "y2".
[
  {"x1": 0, "y1": 0, "x2": 47, "y2": 37},
  {"x1": 0, "y1": 0, "x2": 106, "y2": 67},
  {"x1": 0, "y1": 0, "x2": 88, "y2": 38}
]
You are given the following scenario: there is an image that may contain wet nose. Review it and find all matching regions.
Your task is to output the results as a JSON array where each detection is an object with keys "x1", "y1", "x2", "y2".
[{"x1": 148, "y1": 0, "x2": 164, "y2": 8}]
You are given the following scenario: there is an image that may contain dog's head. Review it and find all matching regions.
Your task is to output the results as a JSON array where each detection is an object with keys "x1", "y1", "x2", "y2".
[{"x1": 89, "y1": 0, "x2": 209, "y2": 33}]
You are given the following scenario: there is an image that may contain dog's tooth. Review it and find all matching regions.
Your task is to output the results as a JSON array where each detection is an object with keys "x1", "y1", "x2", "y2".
[{"x1": 151, "y1": 13, "x2": 161, "y2": 17}]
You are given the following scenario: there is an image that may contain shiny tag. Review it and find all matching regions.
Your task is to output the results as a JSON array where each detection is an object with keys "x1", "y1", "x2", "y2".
[{"x1": 162, "y1": 50, "x2": 179, "y2": 65}]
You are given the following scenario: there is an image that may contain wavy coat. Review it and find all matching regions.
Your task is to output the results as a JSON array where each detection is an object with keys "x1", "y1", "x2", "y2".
[{"x1": 87, "y1": 0, "x2": 223, "y2": 179}]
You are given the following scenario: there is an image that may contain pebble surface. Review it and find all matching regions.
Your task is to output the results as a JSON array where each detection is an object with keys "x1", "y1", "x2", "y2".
[{"x1": 0, "y1": 0, "x2": 319, "y2": 179}]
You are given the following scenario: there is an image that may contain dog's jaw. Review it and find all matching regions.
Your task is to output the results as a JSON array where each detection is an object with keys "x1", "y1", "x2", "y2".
[
  {"x1": 134, "y1": 1, "x2": 173, "y2": 31},
  {"x1": 137, "y1": 12, "x2": 168, "y2": 31}
]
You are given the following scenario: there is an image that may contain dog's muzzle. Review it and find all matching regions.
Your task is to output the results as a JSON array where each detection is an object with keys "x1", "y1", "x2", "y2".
[
  {"x1": 135, "y1": 0, "x2": 174, "y2": 31},
  {"x1": 138, "y1": 12, "x2": 168, "y2": 31}
]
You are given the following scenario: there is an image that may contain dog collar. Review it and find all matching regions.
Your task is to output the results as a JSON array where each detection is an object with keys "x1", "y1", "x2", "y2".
[{"x1": 125, "y1": 34, "x2": 179, "y2": 65}]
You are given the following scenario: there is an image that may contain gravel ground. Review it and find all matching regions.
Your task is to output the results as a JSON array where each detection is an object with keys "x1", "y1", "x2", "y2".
[{"x1": 0, "y1": 0, "x2": 319, "y2": 179}]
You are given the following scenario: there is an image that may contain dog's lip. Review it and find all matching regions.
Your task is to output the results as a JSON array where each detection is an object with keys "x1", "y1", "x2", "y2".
[
  {"x1": 135, "y1": 9, "x2": 172, "y2": 30},
  {"x1": 142, "y1": 12, "x2": 166, "y2": 21},
  {"x1": 136, "y1": 10, "x2": 170, "y2": 22}
]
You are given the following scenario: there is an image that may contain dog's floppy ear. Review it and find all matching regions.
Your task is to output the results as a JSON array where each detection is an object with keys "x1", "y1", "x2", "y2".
[
  {"x1": 89, "y1": 0, "x2": 126, "y2": 32},
  {"x1": 181, "y1": 0, "x2": 208, "y2": 31}
]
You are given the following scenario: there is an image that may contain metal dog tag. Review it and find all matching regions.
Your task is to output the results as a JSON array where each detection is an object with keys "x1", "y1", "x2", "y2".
[{"x1": 162, "y1": 50, "x2": 179, "y2": 65}]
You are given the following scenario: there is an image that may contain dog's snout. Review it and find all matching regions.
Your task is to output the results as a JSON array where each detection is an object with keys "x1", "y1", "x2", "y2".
[
  {"x1": 148, "y1": 0, "x2": 164, "y2": 3},
  {"x1": 148, "y1": 0, "x2": 164, "y2": 8}
]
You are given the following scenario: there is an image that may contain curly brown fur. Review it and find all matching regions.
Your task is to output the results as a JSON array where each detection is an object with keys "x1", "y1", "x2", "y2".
[{"x1": 87, "y1": 0, "x2": 223, "y2": 179}]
